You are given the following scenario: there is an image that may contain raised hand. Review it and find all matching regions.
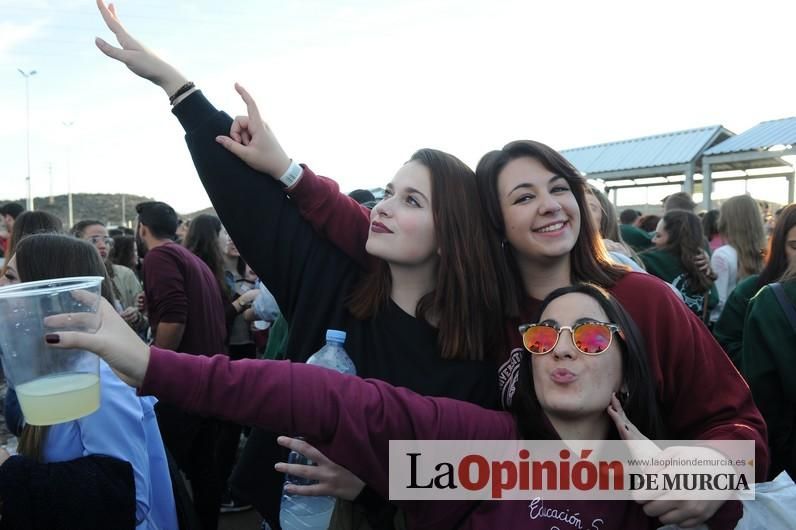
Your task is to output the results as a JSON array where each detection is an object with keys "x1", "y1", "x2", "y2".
[
  {"x1": 215, "y1": 84, "x2": 293, "y2": 178},
  {"x1": 275, "y1": 436, "x2": 366, "y2": 500},
  {"x1": 607, "y1": 394, "x2": 725, "y2": 527},
  {"x1": 607, "y1": 392, "x2": 661, "y2": 458},
  {"x1": 94, "y1": 0, "x2": 188, "y2": 97},
  {"x1": 694, "y1": 249, "x2": 716, "y2": 281}
]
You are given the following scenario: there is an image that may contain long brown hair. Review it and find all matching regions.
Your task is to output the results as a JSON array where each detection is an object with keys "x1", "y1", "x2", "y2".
[
  {"x1": 13, "y1": 234, "x2": 116, "y2": 461},
  {"x1": 586, "y1": 185, "x2": 621, "y2": 241},
  {"x1": 758, "y1": 203, "x2": 796, "y2": 287},
  {"x1": 183, "y1": 214, "x2": 229, "y2": 298},
  {"x1": 348, "y1": 148, "x2": 504, "y2": 361},
  {"x1": 0, "y1": 211, "x2": 64, "y2": 281},
  {"x1": 587, "y1": 186, "x2": 645, "y2": 270},
  {"x1": 656, "y1": 210, "x2": 713, "y2": 294},
  {"x1": 475, "y1": 140, "x2": 626, "y2": 315},
  {"x1": 108, "y1": 235, "x2": 137, "y2": 271},
  {"x1": 6, "y1": 211, "x2": 64, "y2": 258},
  {"x1": 718, "y1": 195, "x2": 766, "y2": 279}
]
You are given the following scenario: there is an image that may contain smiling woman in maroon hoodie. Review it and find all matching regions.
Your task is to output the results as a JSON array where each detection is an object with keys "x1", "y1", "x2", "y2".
[{"x1": 50, "y1": 283, "x2": 740, "y2": 529}]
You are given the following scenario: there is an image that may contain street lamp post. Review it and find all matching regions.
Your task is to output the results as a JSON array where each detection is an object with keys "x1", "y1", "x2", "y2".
[
  {"x1": 63, "y1": 121, "x2": 75, "y2": 227},
  {"x1": 18, "y1": 68, "x2": 37, "y2": 211}
]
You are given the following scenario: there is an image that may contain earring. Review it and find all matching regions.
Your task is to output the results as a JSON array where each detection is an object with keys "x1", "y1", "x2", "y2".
[
  {"x1": 501, "y1": 239, "x2": 508, "y2": 250},
  {"x1": 618, "y1": 387, "x2": 630, "y2": 406}
]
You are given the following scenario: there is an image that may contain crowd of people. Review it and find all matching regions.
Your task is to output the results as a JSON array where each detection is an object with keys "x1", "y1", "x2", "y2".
[{"x1": 0, "y1": 1, "x2": 794, "y2": 529}]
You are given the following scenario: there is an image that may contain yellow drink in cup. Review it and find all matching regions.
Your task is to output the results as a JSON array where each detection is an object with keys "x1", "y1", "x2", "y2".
[
  {"x1": 15, "y1": 373, "x2": 100, "y2": 426},
  {"x1": 0, "y1": 276, "x2": 104, "y2": 425}
]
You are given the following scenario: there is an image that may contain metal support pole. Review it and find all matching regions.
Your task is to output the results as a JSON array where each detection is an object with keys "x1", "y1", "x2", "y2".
[
  {"x1": 48, "y1": 163, "x2": 54, "y2": 205},
  {"x1": 702, "y1": 162, "x2": 712, "y2": 211},
  {"x1": 63, "y1": 121, "x2": 75, "y2": 227},
  {"x1": 684, "y1": 162, "x2": 695, "y2": 195},
  {"x1": 18, "y1": 69, "x2": 37, "y2": 211}
]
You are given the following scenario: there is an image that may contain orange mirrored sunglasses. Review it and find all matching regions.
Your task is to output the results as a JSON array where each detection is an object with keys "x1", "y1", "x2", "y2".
[{"x1": 518, "y1": 321, "x2": 623, "y2": 355}]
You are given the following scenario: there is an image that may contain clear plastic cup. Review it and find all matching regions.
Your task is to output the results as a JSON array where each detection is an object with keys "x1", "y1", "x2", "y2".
[{"x1": 0, "y1": 276, "x2": 104, "y2": 425}]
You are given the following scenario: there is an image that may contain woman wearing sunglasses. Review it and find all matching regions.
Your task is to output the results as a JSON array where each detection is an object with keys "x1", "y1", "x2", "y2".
[{"x1": 49, "y1": 282, "x2": 744, "y2": 529}]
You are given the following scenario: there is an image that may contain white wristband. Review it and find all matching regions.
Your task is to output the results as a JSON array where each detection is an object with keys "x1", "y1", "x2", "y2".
[{"x1": 279, "y1": 160, "x2": 303, "y2": 188}]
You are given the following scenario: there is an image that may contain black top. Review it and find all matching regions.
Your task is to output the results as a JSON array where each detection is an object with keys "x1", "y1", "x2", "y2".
[
  {"x1": 173, "y1": 91, "x2": 499, "y2": 409},
  {"x1": 0, "y1": 454, "x2": 136, "y2": 530}
]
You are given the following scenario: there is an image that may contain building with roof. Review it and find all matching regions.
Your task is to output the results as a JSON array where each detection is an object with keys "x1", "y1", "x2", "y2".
[
  {"x1": 701, "y1": 117, "x2": 796, "y2": 209},
  {"x1": 562, "y1": 118, "x2": 795, "y2": 211}
]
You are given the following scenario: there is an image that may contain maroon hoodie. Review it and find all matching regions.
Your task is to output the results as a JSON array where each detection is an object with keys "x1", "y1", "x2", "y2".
[{"x1": 142, "y1": 347, "x2": 661, "y2": 529}]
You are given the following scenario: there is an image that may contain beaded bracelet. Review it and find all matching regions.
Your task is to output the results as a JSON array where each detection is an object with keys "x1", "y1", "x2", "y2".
[{"x1": 169, "y1": 81, "x2": 195, "y2": 105}]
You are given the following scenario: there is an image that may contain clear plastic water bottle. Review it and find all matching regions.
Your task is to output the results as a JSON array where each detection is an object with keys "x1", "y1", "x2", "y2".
[{"x1": 279, "y1": 330, "x2": 356, "y2": 530}]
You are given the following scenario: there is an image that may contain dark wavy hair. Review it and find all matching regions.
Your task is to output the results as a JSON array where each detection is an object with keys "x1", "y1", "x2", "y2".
[
  {"x1": 654, "y1": 209, "x2": 712, "y2": 295},
  {"x1": 638, "y1": 214, "x2": 660, "y2": 234},
  {"x1": 702, "y1": 209, "x2": 720, "y2": 241},
  {"x1": 348, "y1": 148, "x2": 505, "y2": 361},
  {"x1": 183, "y1": 214, "x2": 228, "y2": 298},
  {"x1": 758, "y1": 203, "x2": 796, "y2": 287},
  {"x1": 511, "y1": 283, "x2": 665, "y2": 440},
  {"x1": 108, "y1": 235, "x2": 137, "y2": 271},
  {"x1": 475, "y1": 140, "x2": 626, "y2": 316}
]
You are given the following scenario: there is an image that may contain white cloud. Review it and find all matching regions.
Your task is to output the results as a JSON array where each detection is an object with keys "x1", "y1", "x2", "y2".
[{"x1": 0, "y1": 20, "x2": 46, "y2": 60}]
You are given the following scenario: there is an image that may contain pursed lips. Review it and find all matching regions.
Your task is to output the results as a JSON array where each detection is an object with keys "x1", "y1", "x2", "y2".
[{"x1": 550, "y1": 367, "x2": 578, "y2": 383}]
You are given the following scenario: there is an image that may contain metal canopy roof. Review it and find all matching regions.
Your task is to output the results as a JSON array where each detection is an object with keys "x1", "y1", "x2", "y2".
[
  {"x1": 704, "y1": 117, "x2": 796, "y2": 156},
  {"x1": 699, "y1": 117, "x2": 796, "y2": 207},
  {"x1": 562, "y1": 125, "x2": 733, "y2": 179}
]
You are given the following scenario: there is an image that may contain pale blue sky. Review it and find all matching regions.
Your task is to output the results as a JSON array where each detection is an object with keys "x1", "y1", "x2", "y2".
[{"x1": 2, "y1": 0, "x2": 795, "y2": 213}]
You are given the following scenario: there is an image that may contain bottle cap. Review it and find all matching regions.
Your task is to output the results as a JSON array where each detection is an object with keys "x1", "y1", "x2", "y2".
[{"x1": 325, "y1": 329, "x2": 346, "y2": 344}]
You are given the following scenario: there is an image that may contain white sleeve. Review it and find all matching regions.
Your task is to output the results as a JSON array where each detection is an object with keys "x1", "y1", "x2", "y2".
[
  {"x1": 254, "y1": 281, "x2": 281, "y2": 322},
  {"x1": 710, "y1": 248, "x2": 732, "y2": 321}
]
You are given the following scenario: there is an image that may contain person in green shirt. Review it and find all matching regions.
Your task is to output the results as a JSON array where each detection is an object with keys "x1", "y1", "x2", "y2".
[
  {"x1": 741, "y1": 260, "x2": 796, "y2": 481},
  {"x1": 712, "y1": 274, "x2": 759, "y2": 367},
  {"x1": 619, "y1": 209, "x2": 653, "y2": 252},
  {"x1": 640, "y1": 209, "x2": 718, "y2": 319},
  {"x1": 714, "y1": 204, "x2": 796, "y2": 368}
]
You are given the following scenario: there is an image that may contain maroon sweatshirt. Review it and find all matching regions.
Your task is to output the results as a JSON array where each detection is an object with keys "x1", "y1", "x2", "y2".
[
  {"x1": 142, "y1": 242, "x2": 227, "y2": 356},
  {"x1": 142, "y1": 347, "x2": 660, "y2": 529}
]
